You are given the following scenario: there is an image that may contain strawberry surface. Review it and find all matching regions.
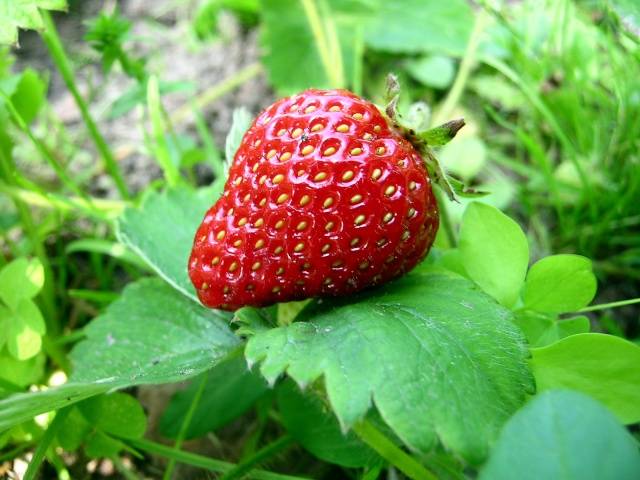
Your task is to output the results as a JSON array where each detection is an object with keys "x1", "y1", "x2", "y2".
[{"x1": 189, "y1": 89, "x2": 439, "y2": 310}]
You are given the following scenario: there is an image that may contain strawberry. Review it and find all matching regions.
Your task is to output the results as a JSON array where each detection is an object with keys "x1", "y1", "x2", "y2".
[{"x1": 189, "y1": 88, "x2": 441, "y2": 311}]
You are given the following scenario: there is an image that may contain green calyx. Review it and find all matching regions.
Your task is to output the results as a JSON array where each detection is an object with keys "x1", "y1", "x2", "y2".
[{"x1": 381, "y1": 73, "x2": 485, "y2": 201}]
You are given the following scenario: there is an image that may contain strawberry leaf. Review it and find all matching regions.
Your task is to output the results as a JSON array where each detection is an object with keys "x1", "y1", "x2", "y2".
[
  {"x1": 480, "y1": 390, "x2": 640, "y2": 480},
  {"x1": 513, "y1": 311, "x2": 590, "y2": 348},
  {"x1": 246, "y1": 273, "x2": 533, "y2": 464},
  {"x1": 0, "y1": 278, "x2": 238, "y2": 430},
  {"x1": 529, "y1": 333, "x2": 640, "y2": 424},
  {"x1": 79, "y1": 392, "x2": 147, "y2": 439},
  {"x1": 459, "y1": 202, "x2": 529, "y2": 308},
  {"x1": 523, "y1": 254, "x2": 597, "y2": 313},
  {"x1": 117, "y1": 187, "x2": 222, "y2": 302},
  {"x1": 62, "y1": 391, "x2": 150, "y2": 459},
  {"x1": 0, "y1": 0, "x2": 68, "y2": 45}
]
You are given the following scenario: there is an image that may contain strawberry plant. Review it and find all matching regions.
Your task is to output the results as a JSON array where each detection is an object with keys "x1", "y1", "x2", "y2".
[{"x1": 1, "y1": 1, "x2": 639, "y2": 479}]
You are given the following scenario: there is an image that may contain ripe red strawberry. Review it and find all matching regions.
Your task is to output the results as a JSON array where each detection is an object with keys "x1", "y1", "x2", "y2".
[{"x1": 189, "y1": 89, "x2": 439, "y2": 311}]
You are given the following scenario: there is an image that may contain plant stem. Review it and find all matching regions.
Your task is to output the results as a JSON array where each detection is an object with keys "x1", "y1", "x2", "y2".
[
  {"x1": 171, "y1": 63, "x2": 262, "y2": 125},
  {"x1": 433, "y1": 10, "x2": 488, "y2": 125},
  {"x1": 23, "y1": 407, "x2": 71, "y2": 480},
  {"x1": 40, "y1": 11, "x2": 130, "y2": 199},
  {"x1": 353, "y1": 421, "x2": 438, "y2": 480},
  {"x1": 163, "y1": 372, "x2": 209, "y2": 480},
  {"x1": 128, "y1": 438, "x2": 311, "y2": 480},
  {"x1": 220, "y1": 435, "x2": 295, "y2": 480},
  {"x1": 578, "y1": 297, "x2": 640, "y2": 313}
]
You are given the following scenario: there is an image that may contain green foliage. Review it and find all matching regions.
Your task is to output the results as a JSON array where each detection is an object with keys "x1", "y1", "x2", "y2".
[
  {"x1": 482, "y1": 0, "x2": 640, "y2": 278},
  {"x1": 0, "y1": 382, "x2": 116, "y2": 431},
  {"x1": 260, "y1": 0, "x2": 358, "y2": 93},
  {"x1": 458, "y1": 202, "x2": 529, "y2": 308},
  {"x1": 58, "y1": 393, "x2": 147, "y2": 457},
  {"x1": 405, "y1": 55, "x2": 456, "y2": 90},
  {"x1": 480, "y1": 390, "x2": 640, "y2": 480},
  {"x1": 247, "y1": 273, "x2": 533, "y2": 464},
  {"x1": 530, "y1": 333, "x2": 640, "y2": 424},
  {"x1": 277, "y1": 381, "x2": 380, "y2": 468},
  {"x1": 513, "y1": 311, "x2": 590, "y2": 348},
  {"x1": 69, "y1": 278, "x2": 237, "y2": 384},
  {"x1": 108, "y1": 80, "x2": 194, "y2": 119},
  {"x1": 0, "y1": 257, "x2": 44, "y2": 310},
  {"x1": 0, "y1": 68, "x2": 47, "y2": 157},
  {"x1": 84, "y1": 8, "x2": 148, "y2": 84},
  {"x1": 259, "y1": 0, "x2": 475, "y2": 93},
  {"x1": 57, "y1": 407, "x2": 91, "y2": 451},
  {"x1": 84, "y1": 10, "x2": 132, "y2": 73},
  {"x1": 510, "y1": 252, "x2": 599, "y2": 347},
  {"x1": 364, "y1": 0, "x2": 473, "y2": 56},
  {"x1": 0, "y1": 278, "x2": 238, "y2": 430},
  {"x1": 0, "y1": 0, "x2": 67, "y2": 45},
  {"x1": 0, "y1": 258, "x2": 46, "y2": 360},
  {"x1": 523, "y1": 254, "x2": 597, "y2": 313},
  {"x1": 160, "y1": 353, "x2": 268, "y2": 439},
  {"x1": 3, "y1": 298, "x2": 45, "y2": 360},
  {"x1": 117, "y1": 187, "x2": 222, "y2": 301},
  {"x1": 192, "y1": 0, "x2": 259, "y2": 40},
  {"x1": 0, "y1": 350, "x2": 45, "y2": 388},
  {"x1": 80, "y1": 392, "x2": 146, "y2": 436},
  {"x1": 7, "y1": 69, "x2": 46, "y2": 125}
]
